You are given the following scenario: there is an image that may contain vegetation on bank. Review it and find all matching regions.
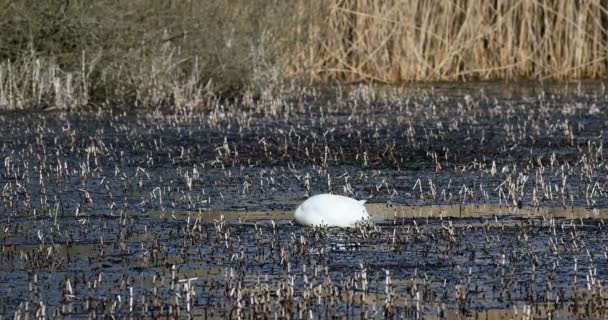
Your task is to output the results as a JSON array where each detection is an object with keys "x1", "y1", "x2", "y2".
[
  {"x1": 0, "y1": 0, "x2": 607, "y2": 110},
  {"x1": 0, "y1": 0, "x2": 297, "y2": 110}
]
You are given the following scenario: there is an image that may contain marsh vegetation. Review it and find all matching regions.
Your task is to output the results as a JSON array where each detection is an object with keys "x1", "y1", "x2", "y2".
[
  {"x1": 2, "y1": 83, "x2": 608, "y2": 318},
  {"x1": 2, "y1": 0, "x2": 608, "y2": 318},
  {"x1": 1, "y1": 0, "x2": 608, "y2": 110}
]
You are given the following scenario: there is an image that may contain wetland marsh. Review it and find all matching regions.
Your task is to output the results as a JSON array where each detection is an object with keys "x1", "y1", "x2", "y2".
[{"x1": 2, "y1": 82, "x2": 608, "y2": 318}]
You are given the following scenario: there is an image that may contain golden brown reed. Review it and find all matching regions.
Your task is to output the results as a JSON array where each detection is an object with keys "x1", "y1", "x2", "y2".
[{"x1": 291, "y1": 0, "x2": 608, "y2": 82}]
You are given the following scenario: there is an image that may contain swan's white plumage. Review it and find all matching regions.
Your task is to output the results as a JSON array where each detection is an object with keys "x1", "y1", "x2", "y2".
[{"x1": 294, "y1": 194, "x2": 369, "y2": 227}]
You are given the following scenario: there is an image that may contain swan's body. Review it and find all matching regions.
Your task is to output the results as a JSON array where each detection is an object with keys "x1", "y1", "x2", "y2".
[{"x1": 294, "y1": 194, "x2": 369, "y2": 227}]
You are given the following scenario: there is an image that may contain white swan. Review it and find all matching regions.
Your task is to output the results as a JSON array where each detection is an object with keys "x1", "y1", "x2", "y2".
[{"x1": 294, "y1": 194, "x2": 370, "y2": 227}]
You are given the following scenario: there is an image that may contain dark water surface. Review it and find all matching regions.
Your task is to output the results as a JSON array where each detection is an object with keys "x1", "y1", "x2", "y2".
[{"x1": 2, "y1": 82, "x2": 608, "y2": 318}]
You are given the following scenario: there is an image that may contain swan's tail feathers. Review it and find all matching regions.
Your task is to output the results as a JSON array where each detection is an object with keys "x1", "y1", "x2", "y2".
[{"x1": 359, "y1": 200, "x2": 367, "y2": 204}]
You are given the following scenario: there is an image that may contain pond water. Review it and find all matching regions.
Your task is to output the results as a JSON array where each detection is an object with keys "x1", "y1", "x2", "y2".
[{"x1": 1, "y1": 82, "x2": 608, "y2": 318}]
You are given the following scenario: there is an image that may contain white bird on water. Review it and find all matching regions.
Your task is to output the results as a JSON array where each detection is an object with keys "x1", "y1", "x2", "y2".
[{"x1": 294, "y1": 194, "x2": 370, "y2": 227}]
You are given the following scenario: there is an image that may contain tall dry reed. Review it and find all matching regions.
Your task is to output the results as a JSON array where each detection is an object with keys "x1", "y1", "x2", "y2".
[{"x1": 291, "y1": 0, "x2": 608, "y2": 82}]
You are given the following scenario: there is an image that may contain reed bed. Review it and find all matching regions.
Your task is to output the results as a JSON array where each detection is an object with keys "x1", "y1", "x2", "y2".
[{"x1": 293, "y1": 0, "x2": 608, "y2": 82}]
